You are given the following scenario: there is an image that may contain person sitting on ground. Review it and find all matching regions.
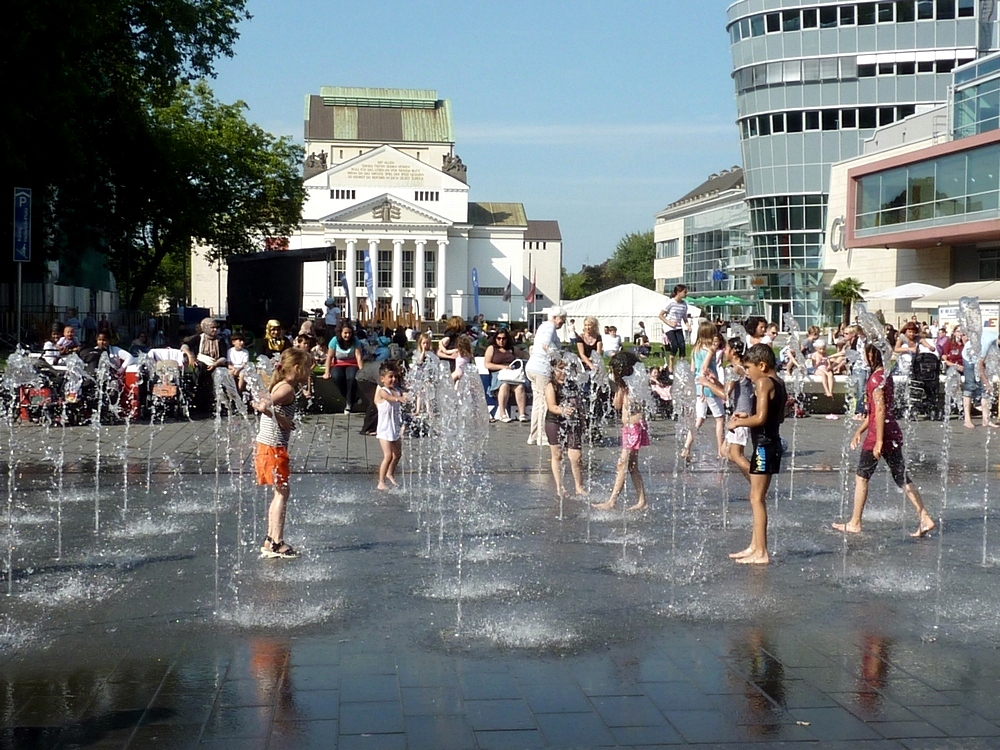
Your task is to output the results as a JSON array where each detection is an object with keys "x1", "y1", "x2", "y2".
[
  {"x1": 810, "y1": 339, "x2": 838, "y2": 416},
  {"x1": 56, "y1": 324, "x2": 82, "y2": 358},
  {"x1": 130, "y1": 331, "x2": 151, "y2": 356},
  {"x1": 227, "y1": 331, "x2": 250, "y2": 393},
  {"x1": 259, "y1": 320, "x2": 291, "y2": 357},
  {"x1": 181, "y1": 317, "x2": 227, "y2": 412},
  {"x1": 42, "y1": 324, "x2": 63, "y2": 366},
  {"x1": 485, "y1": 328, "x2": 528, "y2": 422},
  {"x1": 602, "y1": 326, "x2": 622, "y2": 356},
  {"x1": 744, "y1": 316, "x2": 768, "y2": 347},
  {"x1": 83, "y1": 330, "x2": 132, "y2": 376},
  {"x1": 323, "y1": 321, "x2": 364, "y2": 414}
]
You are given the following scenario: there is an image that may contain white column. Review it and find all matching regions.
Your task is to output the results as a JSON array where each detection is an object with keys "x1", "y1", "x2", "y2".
[
  {"x1": 436, "y1": 239, "x2": 448, "y2": 318},
  {"x1": 391, "y1": 238, "x2": 403, "y2": 318},
  {"x1": 415, "y1": 240, "x2": 427, "y2": 321},
  {"x1": 367, "y1": 238, "x2": 380, "y2": 321},
  {"x1": 345, "y1": 238, "x2": 357, "y2": 321}
]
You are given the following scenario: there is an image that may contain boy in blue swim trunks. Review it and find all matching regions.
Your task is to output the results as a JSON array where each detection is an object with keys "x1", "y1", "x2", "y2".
[{"x1": 726, "y1": 344, "x2": 786, "y2": 564}]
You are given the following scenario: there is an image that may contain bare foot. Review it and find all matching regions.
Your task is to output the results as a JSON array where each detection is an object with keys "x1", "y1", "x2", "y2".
[
  {"x1": 388, "y1": 477, "x2": 398, "y2": 487},
  {"x1": 729, "y1": 546, "x2": 754, "y2": 559},
  {"x1": 627, "y1": 499, "x2": 647, "y2": 511},
  {"x1": 965, "y1": 421, "x2": 976, "y2": 429},
  {"x1": 680, "y1": 448, "x2": 690, "y2": 460},
  {"x1": 832, "y1": 521, "x2": 862, "y2": 533},
  {"x1": 592, "y1": 499, "x2": 616, "y2": 511},
  {"x1": 735, "y1": 552, "x2": 770, "y2": 564},
  {"x1": 575, "y1": 489, "x2": 589, "y2": 497},
  {"x1": 911, "y1": 515, "x2": 936, "y2": 537},
  {"x1": 376, "y1": 482, "x2": 388, "y2": 491}
]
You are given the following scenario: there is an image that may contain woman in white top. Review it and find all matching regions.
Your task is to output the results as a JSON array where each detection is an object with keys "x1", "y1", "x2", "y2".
[
  {"x1": 525, "y1": 306, "x2": 567, "y2": 446},
  {"x1": 893, "y1": 322, "x2": 936, "y2": 376},
  {"x1": 658, "y1": 284, "x2": 688, "y2": 369}
]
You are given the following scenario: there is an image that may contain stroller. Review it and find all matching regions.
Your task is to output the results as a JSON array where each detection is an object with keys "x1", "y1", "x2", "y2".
[
  {"x1": 149, "y1": 359, "x2": 191, "y2": 418},
  {"x1": 907, "y1": 352, "x2": 941, "y2": 420}
]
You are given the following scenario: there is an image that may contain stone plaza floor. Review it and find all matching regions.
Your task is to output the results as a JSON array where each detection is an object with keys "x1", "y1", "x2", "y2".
[{"x1": 2, "y1": 410, "x2": 1000, "y2": 749}]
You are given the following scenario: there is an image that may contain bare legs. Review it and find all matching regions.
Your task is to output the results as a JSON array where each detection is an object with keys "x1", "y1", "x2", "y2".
[
  {"x1": 964, "y1": 394, "x2": 998, "y2": 428},
  {"x1": 549, "y1": 444, "x2": 586, "y2": 498},
  {"x1": 730, "y1": 473, "x2": 770, "y2": 564},
  {"x1": 682, "y1": 416, "x2": 725, "y2": 459},
  {"x1": 832, "y1": 475, "x2": 935, "y2": 537},
  {"x1": 267, "y1": 484, "x2": 290, "y2": 545},
  {"x1": 592, "y1": 449, "x2": 646, "y2": 511},
  {"x1": 727, "y1": 441, "x2": 750, "y2": 480},
  {"x1": 377, "y1": 438, "x2": 401, "y2": 490}
]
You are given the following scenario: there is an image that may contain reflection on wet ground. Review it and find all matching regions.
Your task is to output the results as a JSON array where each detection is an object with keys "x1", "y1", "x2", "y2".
[{"x1": 2, "y1": 416, "x2": 1000, "y2": 747}]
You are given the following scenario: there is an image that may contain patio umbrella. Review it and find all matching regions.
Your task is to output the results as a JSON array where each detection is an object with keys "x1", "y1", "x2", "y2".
[{"x1": 864, "y1": 282, "x2": 942, "y2": 300}]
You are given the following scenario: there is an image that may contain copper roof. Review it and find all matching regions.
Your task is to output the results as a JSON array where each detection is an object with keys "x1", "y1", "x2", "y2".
[
  {"x1": 305, "y1": 88, "x2": 454, "y2": 144},
  {"x1": 468, "y1": 203, "x2": 528, "y2": 227}
]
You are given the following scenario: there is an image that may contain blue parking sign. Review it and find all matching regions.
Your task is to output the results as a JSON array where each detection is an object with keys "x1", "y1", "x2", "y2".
[{"x1": 13, "y1": 187, "x2": 31, "y2": 263}]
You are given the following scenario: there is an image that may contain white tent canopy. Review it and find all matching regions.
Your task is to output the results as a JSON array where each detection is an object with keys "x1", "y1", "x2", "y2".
[
  {"x1": 865, "y1": 282, "x2": 942, "y2": 300},
  {"x1": 911, "y1": 281, "x2": 1000, "y2": 308},
  {"x1": 561, "y1": 284, "x2": 676, "y2": 342}
]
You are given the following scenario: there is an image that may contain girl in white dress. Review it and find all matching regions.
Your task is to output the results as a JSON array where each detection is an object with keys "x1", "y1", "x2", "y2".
[{"x1": 375, "y1": 363, "x2": 407, "y2": 490}]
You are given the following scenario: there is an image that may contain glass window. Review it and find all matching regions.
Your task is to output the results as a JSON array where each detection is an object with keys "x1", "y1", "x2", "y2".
[
  {"x1": 805, "y1": 201, "x2": 824, "y2": 228},
  {"x1": 878, "y1": 2, "x2": 895, "y2": 21},
  {"x1": 936, "y1": 0, "x2": 955, "y2": 19},
  {"x1": 805, "y1": 111, "x2": 820, "y2": 130},
  {"x1": 879, "y1": 106, "x2": 896, "y2": 126},
  {"x1": 840, "y1": 5, "x2": 856, "y2": 23},
  {"x1": 954, "y1": 88, "x2": 977, "y2": 134},
  {"x1": 841, "y1": 56, "x2": 858, "y2": 78},
  {"x1": 749, "y1": 118, "x2": 758, "y2": 137},
  {"x1": 787, "y1": 111, "x2": 803, "y2": 132},
  {"x1": 821, "y1": 58, "x2": 839, "y2": 79},
  {"x1": 958, "y1": 0, "x2": 975, "y2": 16},
  {"x1": 751, "y1": 14, "x2": 765, "y2": 36},
  {"x1": 772, "y1": 113, "x2": 786, "y2": 132},
  {"x1": 766, "y1": 12, "x2": 780, "y2": 32},
  {"x1": 979, "y1": 86, "x2": 1000, "y2": 133},
  {"x1": 740, "y1": 17, "x2": 751, "y2": 38},
  {"x1": 767, "y1": 62, "x2": 783, "y2": 84},
  {"x1": 741, "y1": 120, "x2": 750, "y2": 139},
  {"x1": 896, "y1": 0, "x2": 915, "y2": 21},
  {"x1": 820, "y1": 5, "x2": 838, "y2": 26},
  {"x1": 907, "y1": 162, "x2": 936, "y2": 220},
  {"x1": 356, "y1": 249, "x2": 366, "y2": 288},
  {"x1": 802, "y1": 59, "x2": 820, "y2": 81},
  {"x1": 822, "y1": 109, "x2": 839, "y2": 130},
  {"x1": 967, "y1": 144, "x2": 1000, "y2": 210},
  {"x1": 898, "y1": 61, "x2": 916, "y2": 75},
  {"x1": 879, "y1": 168, "x2": 907, "y2": 225},
  {"x1": 783, "y1": 10, "x2": 801, "y2": 31},
  {"x1": 784, "y1": 60, "x2": 802, "y2": 82},
  {"x1": 759, "y1": 115, "x2": 771, "y2": 136},
  {"x1": 842, "y1": 108, "x2": 858, "y2": 128},
  {"x1": 917, "y1": 0, "x2": 934, "y2": 18},
  {"x1": 860, "y1": 107, "x2": 878, "y2": 128},
  {"x1": 857, "y1": 175, "x2": 881, "y2": 226},
  {"x1": 936, "y1": 153, "x2": 967, "y2": 217},
  {"x1": 858, "y1": 3, "x2": 877, "y2": 24},
  {"x1": 858, "y1": 63, "x2": 877, "y2": 77},
  {"x1": 918, "y1": 60, "x2": 935, "y2": 72},
  {"x1": 878, "y1": 62, "x2": 895, "y2": 75},
  {"x1": 803, "y1": 8, "x2": 818, "y2": 27},
  {"x1": 402, "y1": 249, "x2": 414, "y2": 288},
  {"x1": 424, "y1": 249, "x2": 436, "y2": 289},
  {"x1": 898, "y1": 104, "x2": 916, "y2": 119},
  {"x1": 937, "y1": 59, "x2": 956, "y2": 74},
  {"x1": 378, "y1": 249, "x2": 392, "y2": 288}
]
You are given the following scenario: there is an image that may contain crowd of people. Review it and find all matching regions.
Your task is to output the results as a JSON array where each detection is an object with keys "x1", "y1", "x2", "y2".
[{"x1": 25, "y1": 289, "x2": 986, "y2": 565}]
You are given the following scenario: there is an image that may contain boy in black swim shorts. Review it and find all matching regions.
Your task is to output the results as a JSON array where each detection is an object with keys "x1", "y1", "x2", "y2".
[{"x1": 727, "y1": 344, "x2": 786, "y2": 564}]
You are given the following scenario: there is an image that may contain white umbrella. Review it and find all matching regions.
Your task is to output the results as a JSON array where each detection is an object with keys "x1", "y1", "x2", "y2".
[{"x1": 864, "y1": 282, "x2": 942, "y2": 300}]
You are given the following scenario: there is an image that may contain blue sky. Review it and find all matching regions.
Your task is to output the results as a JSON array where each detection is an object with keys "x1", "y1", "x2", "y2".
[{"x1": 210, "y1": 0, "x2": 741, "y2": 272}]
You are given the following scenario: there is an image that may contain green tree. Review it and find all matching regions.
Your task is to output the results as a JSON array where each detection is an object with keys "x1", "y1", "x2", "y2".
[
  {"x1": 107, "y1": 81, "x2": 305, "y2": 309},
  {"x1": 829, "y1": 277, "x2": 867, "y2": 325},
  {"x1": 606, "y1": 230, "x2": 655, "y2": 290},
  {"x1": 2, "y1": 0, "x2": 253, "y2": 298}
]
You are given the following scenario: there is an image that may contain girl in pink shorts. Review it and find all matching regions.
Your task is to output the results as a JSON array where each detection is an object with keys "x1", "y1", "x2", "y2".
[{"x1": 593, "y1": 351, "x2": 648, "y2": 512}]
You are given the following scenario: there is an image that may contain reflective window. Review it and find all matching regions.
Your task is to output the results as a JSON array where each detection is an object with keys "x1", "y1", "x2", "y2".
[
  {"x1": 840, "y1": 5, "x2": 856, "y2": 24},
  {"x1": 766, "y1": 12, "x2": 780, "y2": 32},
  {"x1": 896, "y1": 0, "x2": 915, "y2": 21},
  {"x1": 782, "y1": 10, "x2": 801, "y2": 31},
  {"x1": 917, "y1": 0, "x2": 934, "y2": 19},
  {"x1": 402, "y1": 249, "x2": 414, "y2": 288},
  {"x1": 858, "y1": 3, "x2": 877, "y2": 24},
  {"x1": 958, "y1": 0, "x2": 975, "y2": 16},
  {"x1": 878, "y1": 2, "x2": 895, "y2": 21},
  {"x1": 936, "y1": 0, "x2": 955, "y2": 19},
  {"x1": 820, "y1": 5, "x2": 838, "y2": 27},
  {"x1": 424, "y1": 249, "x2": 436, "y2": 289},
  {"x1": 803, "y1": 8, "x2": 818, "y2": 27}
]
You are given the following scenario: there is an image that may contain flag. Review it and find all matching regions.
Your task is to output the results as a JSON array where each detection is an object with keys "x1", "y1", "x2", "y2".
[
  {"x1": 363, "y1": 248, "x2": 375, "y2": 313},
  {"x1": 339, "y1": 273, "x2": 351, "y2": 320},
  {"x1": 502, "y1": 273, "x2": 511, "y2": 302},
  {"x1": 471, "y1": 268, "x2": 480, "y2": 318},
  {"x1": 525, "y1": 270, "x2": 537, "y2": 304}
]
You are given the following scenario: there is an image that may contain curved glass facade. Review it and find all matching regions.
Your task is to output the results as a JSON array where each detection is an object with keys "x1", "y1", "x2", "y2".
[{"x1": 727, "y1": 0, "x2": 993, "y2": 324}]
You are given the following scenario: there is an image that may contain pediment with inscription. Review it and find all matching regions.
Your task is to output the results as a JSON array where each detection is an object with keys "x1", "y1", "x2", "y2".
[
  {"x1": 304, "y1": 144, "x2": 467, "y2": 191},
  {"x1": 318, "y1": 194, "x2": 451, "y2": 226}
]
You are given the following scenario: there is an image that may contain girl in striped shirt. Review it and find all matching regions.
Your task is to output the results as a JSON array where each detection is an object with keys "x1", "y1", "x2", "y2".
[{"x1": 254, "y1": 347, "x2": 313, "y2": 559}]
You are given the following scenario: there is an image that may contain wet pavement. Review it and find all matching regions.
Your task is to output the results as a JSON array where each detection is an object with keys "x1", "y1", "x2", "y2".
[{"x1": 2, "y1": 410, "x2": 1000, "y2": 749}]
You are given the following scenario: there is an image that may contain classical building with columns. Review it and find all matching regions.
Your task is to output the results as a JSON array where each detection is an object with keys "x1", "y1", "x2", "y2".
[{"x1": 191, "y1": 87, "x2": 562, "y2": 326}]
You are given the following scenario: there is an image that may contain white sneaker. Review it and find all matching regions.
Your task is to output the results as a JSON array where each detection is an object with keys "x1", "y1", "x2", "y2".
[
  {"x1": 500, "y1": 414, "x2": 512, "y2": 423},
  {"x1": 343, "y1": 406, "x2": 351, "y2": 414},
  {"x1": 526, "y1": 438, "x2": 535, "y2": 445}
]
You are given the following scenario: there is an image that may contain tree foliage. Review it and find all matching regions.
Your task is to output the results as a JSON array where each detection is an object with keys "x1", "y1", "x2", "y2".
[
  {"x1": 2, "y1": 1, "x2": 305, "y2": 309},
  {"x1": 829, "y1": 277, "x2": 867, "y2": 325},
  {"x1": 561, "y1": 230, "x2": 655, "y2": 300}
]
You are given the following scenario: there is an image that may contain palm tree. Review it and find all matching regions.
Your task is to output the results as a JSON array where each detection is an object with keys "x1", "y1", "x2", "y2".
[{"x1": 829, "y1": 277, "x2": 867, "y2": 325}]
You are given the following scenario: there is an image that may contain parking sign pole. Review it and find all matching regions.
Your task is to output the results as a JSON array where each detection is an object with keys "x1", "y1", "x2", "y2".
[{"x1": 13, "y1": 188, "x2": 32, "y2": 347}]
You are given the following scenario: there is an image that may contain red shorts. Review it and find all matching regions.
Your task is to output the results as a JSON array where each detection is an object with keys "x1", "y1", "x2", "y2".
[
  {"x1": 621, "y1": 420, "x2": 650, "y2": 451},
  {"x1": 255, "y1": 443, "x2": 290, "y2": 487}
]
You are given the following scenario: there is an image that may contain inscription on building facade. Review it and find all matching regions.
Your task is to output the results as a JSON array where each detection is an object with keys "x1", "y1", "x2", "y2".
[{"x1": 343, "y1": 160, "x2": 426, "y2": 186}]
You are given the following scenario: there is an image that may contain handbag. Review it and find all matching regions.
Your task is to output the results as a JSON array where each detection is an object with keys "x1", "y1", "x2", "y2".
[{"x1": 497, "y1": 359, "x2": 527, "y2": 384}]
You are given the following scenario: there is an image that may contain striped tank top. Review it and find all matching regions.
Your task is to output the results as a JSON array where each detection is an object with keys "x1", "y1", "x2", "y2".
[{"x1": 257, "y1": 401, "x2": 295, "y2": 447}]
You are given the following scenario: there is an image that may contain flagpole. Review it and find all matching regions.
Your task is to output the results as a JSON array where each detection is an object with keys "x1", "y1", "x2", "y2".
[
  {"x1": 527, "y1": 255, "x2": 531, "y2": 329},
  {"x1": 507, "y1": 264, "x2": 512, "y2": 324}
]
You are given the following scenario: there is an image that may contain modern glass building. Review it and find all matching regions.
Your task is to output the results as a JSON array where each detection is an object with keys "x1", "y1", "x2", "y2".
[{"x1": 727, "y1": 0, "x2": 998, "y2": 326}]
